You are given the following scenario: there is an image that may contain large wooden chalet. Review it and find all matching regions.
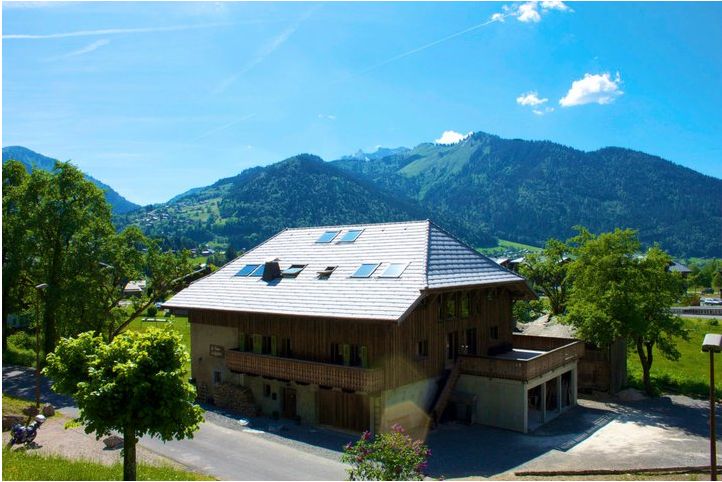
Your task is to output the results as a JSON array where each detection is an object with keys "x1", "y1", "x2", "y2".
[{"x1": 165, "y1": 221, "x2": 584, "y2": 434}]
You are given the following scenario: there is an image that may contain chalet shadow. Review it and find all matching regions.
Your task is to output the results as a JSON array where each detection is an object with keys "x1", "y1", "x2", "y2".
[{"x1": 165, "y1": 221, "x2": 584, "y2": 435}]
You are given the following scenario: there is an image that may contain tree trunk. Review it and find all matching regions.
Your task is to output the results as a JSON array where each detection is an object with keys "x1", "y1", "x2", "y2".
[
  {"x1": 636, "y1": 337, "x2": 654, "y2": 396},
  {"x1": 123, "y1": 429, "x2": 137, "y2": 481}
]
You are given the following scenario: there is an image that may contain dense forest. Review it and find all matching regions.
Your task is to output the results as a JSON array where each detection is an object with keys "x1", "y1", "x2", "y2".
[
  {"x1": 116, "y1": 154, "x2": 496, "y2": 250},
  {"x1": 2, "y1": 146, "x2": 140, "y2": 214},
  {"x1": 333, "y1": 132, "x2": 722, "y2": 258}
]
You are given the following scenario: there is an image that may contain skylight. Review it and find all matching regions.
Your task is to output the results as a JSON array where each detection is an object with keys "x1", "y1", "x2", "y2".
[
  {"x1": 351, "y1": 263, "x2": 379, "y2": 278},
  {"x1": 339, "y1": 229, "x2": 363, "y2": 243},
  {"x1": 316, "y1": 230, "x2": 340, "y2": 243},
  {"x1": 236, "y1": 264, "x2": 260, "y2": 277},
  {"x1": 281, "y1": 264, "x2": 306, "y2": 278},
  {"x1": 249, "y1": 265, "x2": 265, "y2": 277},
  {"x1": 317, "y1": 266, "x2": 337, "y2": 278},
  {"x1": 379, "y1": 263, "x2": 409, "y2": 278}
]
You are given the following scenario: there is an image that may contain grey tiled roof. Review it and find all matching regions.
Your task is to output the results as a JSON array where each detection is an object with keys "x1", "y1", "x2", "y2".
[{"x1": 164, "y1": 220, "x2": 528, "y2": 322}]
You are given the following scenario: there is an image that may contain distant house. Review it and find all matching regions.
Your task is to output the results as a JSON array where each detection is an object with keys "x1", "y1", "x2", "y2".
[
  {"x1": 667, "y1": 261, "x2": 692, "y2": 278},
  {"x1": 507, "y1": 257, "x2": 526, "y2": 273},
  {"x1": 165, "y1": 221, "x2": 584, "y2": 434},
  {"x1": 494, "y1": 257, "x2": 511, "y2": 268},
  {"x1": 123, "y1": 280, "x2": 146, "y2": 297}
]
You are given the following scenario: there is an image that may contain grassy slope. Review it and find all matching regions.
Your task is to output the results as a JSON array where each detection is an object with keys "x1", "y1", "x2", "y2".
[
  {"x1": 627, "y1": 317, "x2": 722, "y2": 398},
  {"x1": 2, "y1": 447, "x2": 213, "y2": 481}
]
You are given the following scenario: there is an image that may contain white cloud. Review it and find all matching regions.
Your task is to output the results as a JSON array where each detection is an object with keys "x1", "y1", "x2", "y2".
[
  {"x1": 491, "y1": 1, "x2": 571, "y2": 23},
  {"x1": 45, "y1": 38, "x2": 110, "y2": 61},
  {"x1": 541, "y1": 1, "x2": 571, "y2": 11},
  {"x1": 516, "y1": 91, "x2": 548, "y2": 106},
  {"x1": 559, "y1": 72, "x2": 623, "y2": 107},
  {"x1": 435, "y1": 130, "x2": 472, "y2": 145},
  {"x1": 517, "y1": 3, "x2": 541, "y2": 23},
  {"x1": 533, "y1": 107, "x2": 555, "y2": 116},
  {"x1": 317, "y1": 114, "x2": 336, "y2": 120}
]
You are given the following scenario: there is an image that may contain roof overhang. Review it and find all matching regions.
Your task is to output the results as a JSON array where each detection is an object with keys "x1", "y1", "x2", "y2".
[{"x1": 421, "y1": 279, "x2": 537, "y2": 301}]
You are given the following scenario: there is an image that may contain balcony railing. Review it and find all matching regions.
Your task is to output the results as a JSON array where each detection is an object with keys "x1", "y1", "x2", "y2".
[
  {"x1": 459, "y1": 335, "x2": 584, "y2": 382},
  {"x1": 225, "y1": 349, "x2": 384, "y2": 393}
]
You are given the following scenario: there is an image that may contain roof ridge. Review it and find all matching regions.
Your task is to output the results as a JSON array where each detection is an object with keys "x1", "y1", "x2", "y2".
[{"x1": 283, "y1": 219, "x2": 429, "y2": 231}]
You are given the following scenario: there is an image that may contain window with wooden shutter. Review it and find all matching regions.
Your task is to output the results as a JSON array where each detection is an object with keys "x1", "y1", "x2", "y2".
[
  {"x1": 271, "y1": 336, "x2": 277, "y2": 356},
  {"x1": 238, "y1": 332, "x2": 246, "y2": 351},
  {"x1": 360, "y1": 346, "x2": 368, "y2": 368},
  {"x1": 342, "y1": 344, "x2": 351, "y2": 366},
  {"x1": 253, "y1": 334, "x2": 262, "y2": 354}
]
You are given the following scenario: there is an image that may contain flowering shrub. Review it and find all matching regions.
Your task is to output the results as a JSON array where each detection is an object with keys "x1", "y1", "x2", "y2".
[{"x1": 341, "y1": 424, "x2": 431, "y2": 480}]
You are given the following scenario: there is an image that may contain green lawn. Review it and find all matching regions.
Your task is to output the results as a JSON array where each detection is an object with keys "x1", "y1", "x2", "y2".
[
  {"x1": 626, "y1": 317, "x2": 722, "y2": 399},
  {"x1": 2, "y1": 447, "x2": 214, "y2": 481},
  {"x1": 3, "y1": 394, "x2": 35, "y2": 417},
  {"x1": 478, "y1": 238, "x2": 542, "y2": 257},
  {"x1": 125, "y1": 315, "x2": 191, "y2": 377}
]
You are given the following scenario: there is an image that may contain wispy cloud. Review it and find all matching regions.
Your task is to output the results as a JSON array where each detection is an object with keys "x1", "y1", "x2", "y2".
[
  {"x1": 559, "y1": 72, "x2": 623, "y2": 107},
  {"x1": 317, "y1": 114, "x2": 336, "y2": 120},
  {"x1": 192, "y1": 113, "x2": 256, "y2": 142},
  {"x1": 45, "y1": 38, "x2": 110, "y2": 61},
  {"x1": 516, "y1": 91, "x2": 548, "y2": 106},
  {"x1": 3, "y1": 22, "x2": 230, "y2": 40},
  {"x1": 491, "y1": 1, "x2": 572, "y2": 24},
  {"x1": 533, "y1": 107, "x2": 555, "y2": 116},
  {"x1": 435, "y1": 130, "x2": 472, "y2": 145},
  {"x1": 211, "y1": 7, "x2": 318, "y2": 95}
]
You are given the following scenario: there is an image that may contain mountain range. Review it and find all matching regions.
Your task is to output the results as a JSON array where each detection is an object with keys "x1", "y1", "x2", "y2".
[
  {"x1": 4, "y1": 132, "x2": 721, "y2": 257},
  {"x1": 2, "y1": 146, "x2": 140, "y2": 214}
]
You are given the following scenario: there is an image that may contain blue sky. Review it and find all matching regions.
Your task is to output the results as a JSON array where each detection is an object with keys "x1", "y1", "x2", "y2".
[{"x1": 3, "y1": 1, "x2": 721, "y2": 205}]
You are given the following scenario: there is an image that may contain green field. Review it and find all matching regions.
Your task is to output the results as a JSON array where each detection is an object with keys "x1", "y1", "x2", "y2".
[
  {"x1": 126, "y1": 315, "x2": 192, "y2": 376},
  {"x1": 626, "y1": 317, "x2": 722, "y2": 399},
  {"x1": 2, "y1": 447, "x2": 213, "y2": 481},
  {"x1": 478, "y1": 238, "x2": 542, "y2": 257}
]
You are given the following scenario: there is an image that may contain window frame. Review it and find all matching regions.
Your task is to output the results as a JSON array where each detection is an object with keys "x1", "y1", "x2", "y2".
[
  {"x1": 316, "y1": 230, "x2": 340, "y2": 243},
  {"x1": 379, "y1": 262, "x2": 409, "y2": 278},
  {"x1": 235, "y1": 264, "x2": 260, "y2": 277},
  {"x1": 338, "y1": 229, "x2": 364, "y2": 243}
]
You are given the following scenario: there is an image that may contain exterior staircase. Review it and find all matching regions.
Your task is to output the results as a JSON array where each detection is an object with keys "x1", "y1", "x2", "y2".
[{"x1": 430, "y1": 360, "x2": 461, "y2": 426}]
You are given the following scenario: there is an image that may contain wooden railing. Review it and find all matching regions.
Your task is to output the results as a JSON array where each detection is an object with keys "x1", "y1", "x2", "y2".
[
  {"x1": 460, "y1": 336, "x2": 584, "y2": 382},
  {"x1": 225, "y1": 350, "x2": 384, "y2": 393}
]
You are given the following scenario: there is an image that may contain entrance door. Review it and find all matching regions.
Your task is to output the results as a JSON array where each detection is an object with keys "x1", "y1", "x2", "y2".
[
  {"x1": 447, "y1": 331, "x2": 459, "y2": 360},
  {"x1": 282, "y1": 388, "x2": 297, "y2": 419},
  {"x1": 318, "y1": 390, "x2": 370, "y2": 432}
]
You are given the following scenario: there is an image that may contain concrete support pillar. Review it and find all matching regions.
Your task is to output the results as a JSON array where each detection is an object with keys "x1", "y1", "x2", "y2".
[
  {"x1": 571, "y1": 365, "x2": 578, "y2": 406},
  {"x1": 540, "y1": 382, "x2": 547, "y2": 423},
  {"x1": 556, "y1": 375, "x2": 563, "y2": 413}
]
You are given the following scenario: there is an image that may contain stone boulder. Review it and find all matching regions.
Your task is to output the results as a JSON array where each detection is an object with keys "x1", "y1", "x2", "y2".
[
  {"x1": 22, "y1": 405, "x2": 39, "y2": 417},
  {"x1": 103, "y1": 435, "x2": 124, "y2": 449},
  {"x1": 212, "y1": 383, "x2": 258, "y2": 417},
  {"x1": 42, "y1": 404, "x2": 55, "y2": 417}
]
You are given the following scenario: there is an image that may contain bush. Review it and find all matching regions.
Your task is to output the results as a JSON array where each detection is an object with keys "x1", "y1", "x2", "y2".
[
  {"x1": 341, "y1": 424, "x2": 431, "y2": 481},
  {"x1": 4, "y1": 331, "x2": 37, "y2": 367},
  {"x1": 147, "y1": 306, "x2": 158, "y2": 318},
  {"x1": 512, "y1": 299, "x2": 548, "y2": 323},
  {"x1": 680, "y1": 293, "x2": 700, "y2": 306},
  {"x1": 8, "y1": 331, "x2": 34, "y2": 351}
]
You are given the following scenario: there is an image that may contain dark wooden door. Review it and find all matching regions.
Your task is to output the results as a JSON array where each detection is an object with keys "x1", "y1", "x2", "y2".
[
  {"x1": 318, "y1": 389, "x2": 369, "y2": 432},
  {"x1": 283, "y1": 388, "x2": 297, "y2": 419}
]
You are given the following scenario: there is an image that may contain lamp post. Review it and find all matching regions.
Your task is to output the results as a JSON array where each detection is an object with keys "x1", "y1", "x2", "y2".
[
  {"x1": 34, "y1": 283, "x2": 49, "y2": 409},
  {"x1": 703, "y1": 333, "x2": 722, "y2": 481}
]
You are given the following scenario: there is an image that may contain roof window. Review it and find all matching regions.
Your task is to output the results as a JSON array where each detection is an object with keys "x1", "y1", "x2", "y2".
[
  {"x1": 379, "y1": 263, "x2": 409, "y2": 278},
  {"x1": 281, "y1": 264, "x2": 306, "y2": 278},
  {"x1": 351, "y1": 263, "x2": 380, "y2": 278},
  {"x1": 249, "y1": 265, "x2": 265, "y2": 277},
  {"x1": 338, "y1": 229, "x2": 363, "y2": 243},
  {"x1": 316, "y1": 230, "x2": 340, "y2": 243},
  {"x1": 317, "y1": 266, "x2": 337, "y2": 278},
  {"x1": 236, "y1": 264, "x2": 260, "y2": 277}
]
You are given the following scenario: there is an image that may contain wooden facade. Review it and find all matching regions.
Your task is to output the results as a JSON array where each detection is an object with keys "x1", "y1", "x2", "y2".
[{"x1": 190, "y1": 286, "x2": 516, "y2": 392}]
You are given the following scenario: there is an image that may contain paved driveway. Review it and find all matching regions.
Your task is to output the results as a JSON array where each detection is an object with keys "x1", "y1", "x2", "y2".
[{"x1": 4, "y1": 365, "x2": 718, "y2": 480}]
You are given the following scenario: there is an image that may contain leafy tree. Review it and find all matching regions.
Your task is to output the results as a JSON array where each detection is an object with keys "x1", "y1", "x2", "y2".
[
  {"x1": 519, "y1": 238, "x2": 571, "y2": 315},
  {"x1": 225, "y1": 244, "x2": 238, "y2": 263},
  {"x1": 341, "y1": 424, "x2": 431, "y2": 481},
  {"x1": 713, "y1": 271, "x2": 722, "y2": 295},
  {"x1": 2, "y1": 160, "x2": 192, "y2": 348},
  {"x1": 44, "y1": 329, "x2": 204, "y2": 481},
  {"x1": 565, "y1": 228, "x2": 687, "y2": 395}
]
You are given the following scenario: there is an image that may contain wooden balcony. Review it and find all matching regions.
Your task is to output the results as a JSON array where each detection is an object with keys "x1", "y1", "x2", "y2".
[
  {"x1": 225, "y1": 349, "x2": 384, "y2": 393},
  {"x1": 459, "y1": 335, "x2": 584, "y2": 382}
]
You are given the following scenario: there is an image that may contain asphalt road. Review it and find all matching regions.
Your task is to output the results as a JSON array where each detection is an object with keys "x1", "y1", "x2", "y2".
[{"x1": 2, "y1": 365, "x2": 347, "y2": 481}]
